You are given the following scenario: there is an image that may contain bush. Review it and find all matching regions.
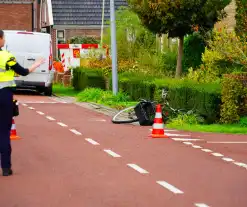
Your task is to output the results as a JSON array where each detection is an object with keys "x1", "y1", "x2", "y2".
[
  {"x1": 220, "y1": 73, "x2": 247, "y2": 124},
  {"x1": 239, "y1": 116, "x2": 247, "y2": 127},
  {"x1": 182, "y1": 32, "x2": 206, "y2": 71},
  {"x1": 235, "y1": 0, "x2": 247, "y2": 37},
  {"x1": 112, "y1": 73, "x2": 221, "y2": 123},
  {"x1": 69, "y1": 36, "x2": 99, "y2": 44},
  {"x1": 187, "y1": 28, "x2": 247, "y2": 83},
  {"x1": 72, "y1": 67, "x2": 106, "y2": 91},
  {"x1": 158, "y1": 80, "x2": 221, "y2": 124}
]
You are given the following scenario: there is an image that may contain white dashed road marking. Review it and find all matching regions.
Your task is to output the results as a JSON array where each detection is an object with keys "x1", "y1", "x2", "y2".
[
  {"x1": 234, "y1": 162, "x2": 247, "y2": 168},
  {"x1": 201, "y1": 149, "x2": 213, "y2": 153},
  {"x1": 194, "y1": 203, "x2": 210, "y2": 207},
  {"x1": 165, "y1": 133, "x2": 190, "y2": 137},
  {"x1": 36, "y1": 111, "x2": 45, "y2": 115},
  {"x1": 192, "y1": 145, "x2": 202, "y2": 149},
  {"x1": 70, "y1": 129, "x2": 82, "y2": 135},
  {"x1": 22, "y1": 103, "x2": 27, "y2": 106},
  {"x1": 28, "y1": 107, "x2": 35, "y2": 110},
  {"x1": 85, "y1": 138, "x2": 100, "y2": 145},
  {"x1": 172, "y1": 138, "x2": 202, "y2": 141},
  {"x1": 46, "y1": 116, "x2": 55, "y2": 121},
  {"x1": 103, "y1": 149, "x2": 121, "y2": 158},
  {"x1": 156, "y1": 181, "x2": 184, "y2": 194},
  {"x1": 127, "y1": 164, "x2": 149, "y2": 174},
  {"x1": 211, "y1": 153, "x2": 224, "y2": 157},
  {"x1": 183, "y1": 142, "x2": 193, "y2": 145},
  {"x1": 207, "y1": 141, "x2": 247, "y2": 144},
  {"x1": 57, "y1": 122, "x2": 68, "y2": 127},
  {"x1": 222, "y1": 157, "x2": 234, "y2": 162}
]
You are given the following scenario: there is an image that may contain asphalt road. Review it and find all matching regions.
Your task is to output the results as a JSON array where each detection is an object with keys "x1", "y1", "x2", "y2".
[{"x1": 0, "y1": 94, "x2": 246, "y2": 207}]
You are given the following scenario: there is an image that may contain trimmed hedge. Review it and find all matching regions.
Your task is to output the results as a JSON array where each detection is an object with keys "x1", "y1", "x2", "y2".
[
  {"x1": 72, "y1": 68, "x2": 221, "y2": 123},
  {"x1": 72, "y1": 67, "x2": 106, "y2": 90},
  {"x1": 113, "y1": 74, "x2": 221, "y2": 123}
]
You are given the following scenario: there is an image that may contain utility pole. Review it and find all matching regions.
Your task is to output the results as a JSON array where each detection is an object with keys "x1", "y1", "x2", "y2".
[{"x1": 110, "y1": 0, "x2": 118, "y2": 95}]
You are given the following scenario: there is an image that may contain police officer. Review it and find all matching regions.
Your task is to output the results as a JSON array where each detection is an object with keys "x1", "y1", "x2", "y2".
[{"x1": 0, "y1": 30, "x2": 45, "y2": 176}]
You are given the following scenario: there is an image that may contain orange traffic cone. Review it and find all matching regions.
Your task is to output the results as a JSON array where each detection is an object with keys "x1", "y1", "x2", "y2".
[
  {"x1": 10, "y1": 118, "x2": 21, "y2": 140},
  {"x1": 149, "y1": 104, "x2": 168, "y2": 138}
]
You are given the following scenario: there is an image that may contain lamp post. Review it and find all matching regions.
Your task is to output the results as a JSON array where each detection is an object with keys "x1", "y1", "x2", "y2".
[{"x1": 110, "y1": 0, "x2": 118, "y2": 95}]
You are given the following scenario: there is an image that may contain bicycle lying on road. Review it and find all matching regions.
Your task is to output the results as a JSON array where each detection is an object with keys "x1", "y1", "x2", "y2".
[{"x1": 111, "y1": 89, "x2": 194, "y2": 125}]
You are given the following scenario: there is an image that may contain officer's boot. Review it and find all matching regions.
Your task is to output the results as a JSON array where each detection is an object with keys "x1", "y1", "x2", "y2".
[{"x1": 2, "y1": 168, "x2": 13, "y2": 176}]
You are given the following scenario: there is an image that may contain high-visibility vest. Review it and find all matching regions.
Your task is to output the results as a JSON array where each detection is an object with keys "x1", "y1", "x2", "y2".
[{"x1": 0, "y1": 50, "x2": 16, "y2": 89}]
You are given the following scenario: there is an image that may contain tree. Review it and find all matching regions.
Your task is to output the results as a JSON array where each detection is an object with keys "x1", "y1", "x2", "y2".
[{"x1": 127, "y1": 0, "x2": 231, "y2": 78}]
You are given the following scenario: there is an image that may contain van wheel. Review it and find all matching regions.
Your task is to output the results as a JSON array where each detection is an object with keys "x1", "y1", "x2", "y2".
[{"x1": 44, "y1": 84, "x2": 52, "y2": 96}]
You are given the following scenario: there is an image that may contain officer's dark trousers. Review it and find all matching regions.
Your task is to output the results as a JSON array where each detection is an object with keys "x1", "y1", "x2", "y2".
[{"x1": 0, "y1": 88, "x2": 13, "y2": 169}]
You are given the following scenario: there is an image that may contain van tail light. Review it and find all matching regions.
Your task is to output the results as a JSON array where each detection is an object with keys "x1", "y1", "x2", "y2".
[
  {"x1": 49, "y1": 42, "x2": 53, "y2": 70},
  {"x1": 49, "y1": 55, "x2": 52, "y2": 70}
]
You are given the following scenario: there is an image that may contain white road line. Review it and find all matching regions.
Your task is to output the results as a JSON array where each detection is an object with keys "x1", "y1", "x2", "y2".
[
  {"x1": 46, "y1": 116, "x2": 55, "y2": 121},
  {"x1": 57, "y1": 122, "x2": 67, "y2": 127},
  {"x1": 85, "y1": 138, "x2": 100, "y2": 145},
  {"x1": 103, "y1": 149, "x2": 121, "y2": 158},
  {"x1": 28, "y1": 107, "x2": 35, "y2": 110},
  {"x1": 70, "y1": 129, "x2": 82, "y2": 135},
  {"x1": 207, "y1": 141, "x2": 247, "y2": 144},
  {"x1": 22, "y1": 103, "x2": 27, "y2": 106},
  {"x1": 211, "y1": 153, "x2": 224, "y2": 157},
  {"x1": 222, "y1": 157, "x2": 234, "y2": 162},
  {"x1": 234, "y1": 162, "x2": 247, "y2": 168},
  {"x1": 127, "y1": 164, "x2": 149, "y2": 174},
  {"x1": 165, "y1": 133, "x2": 190, "y2": 137},
  {"x1": 183, "y1": 142, "x2": 193, "y2": 145},
  {"x1": 149, "y1": 129, "x2": 177, "y2": 132},
  {"x1": 192, "y1": 145, "x2": 202, "y2": 149},
  {"x1": 194, "y1": 203, "x2": 210, "y2": 207},
  {"x1": 172, "y1": 138, "x2": 201, "y2": 141},
  {"x1": 156, "y1": 181, "x2": 184, "y2": 194},
  {"x1": 36, "y1": 111, "x2": 44, "y2": 115},
  {"x1": 201, "y1": 149, "x2": 212, "y2": 153}
]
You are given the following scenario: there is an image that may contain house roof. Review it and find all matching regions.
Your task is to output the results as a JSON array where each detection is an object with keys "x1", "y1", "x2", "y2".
[{"x1": 51, "y1": 0, "x2": 128, "y2": 26}]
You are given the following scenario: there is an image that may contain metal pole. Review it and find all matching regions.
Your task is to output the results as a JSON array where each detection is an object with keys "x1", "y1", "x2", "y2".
[
  {"x1": 110, "y1": 0, "x2": 118, "y2": 95},
  {"x1": 100, "y1": 0, "x2": 105, "y2": 48}
]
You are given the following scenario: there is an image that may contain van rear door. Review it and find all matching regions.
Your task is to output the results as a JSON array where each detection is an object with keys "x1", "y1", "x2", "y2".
[{"x1": 4, "y1": 31, "x2": 50, "y2": 74}]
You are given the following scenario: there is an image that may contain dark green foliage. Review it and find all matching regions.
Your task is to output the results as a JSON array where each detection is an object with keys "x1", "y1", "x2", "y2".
[
  {"x1": 182, "y1": 32, "x2": 206, "y2": 71},
  {"x1": 235, "y1": 0, "x2": 247, "y2": 37},
  {"x1": 72, "y1": 67, "x2": 106, "y2": 91},
  {"x1": 69, "y1": 36, "x2": 99, "y2": 44},
  {"x1": 127, "y1": 0, "x2": 231, "y2": 38},
  {"x1": 113, "y1": 73, "x2": 221, "y2": 123}
]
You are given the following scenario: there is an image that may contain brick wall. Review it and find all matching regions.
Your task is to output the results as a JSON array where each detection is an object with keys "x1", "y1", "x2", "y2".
[{"x1": 0, "y1": 4, "x2": 33, "y2": 31}]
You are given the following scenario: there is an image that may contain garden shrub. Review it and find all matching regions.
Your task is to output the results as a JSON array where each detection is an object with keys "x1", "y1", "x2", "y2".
[
  {"x1": 220, "y1": 73, "x2": 247, "y2": 124},
  {"x1": 182, "y1": 32, "x2": 206, "y2": 72},
  {"x1": 235, "y1": 0, "x2": 247, "y2": 37},
  {"x1": 72, "y1": 67, "x2": 106, "y2": 90},
  {"x1": 187, "y1": 28, "x2": 247, "y2": 83}
]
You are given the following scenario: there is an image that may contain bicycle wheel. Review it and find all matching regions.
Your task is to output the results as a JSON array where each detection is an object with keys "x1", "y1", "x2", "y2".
[{"x1": 112, "y1": 105, "x2": 139, "y2": 124}]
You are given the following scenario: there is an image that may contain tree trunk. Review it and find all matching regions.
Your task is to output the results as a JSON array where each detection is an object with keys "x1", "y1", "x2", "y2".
[{"x1": 175, "y1": 36, "x2": 184, "y2": 78}]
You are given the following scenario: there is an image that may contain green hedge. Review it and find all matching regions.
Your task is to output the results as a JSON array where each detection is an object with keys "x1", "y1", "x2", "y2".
[
  {"x1": 72, "y1": 67, "x2": 106, "y2": 90},
  {"x1": 72, "y1": 68, "x2": 221, "y2": 123},
  {"x1": 113, "y1": 74, "x2": 221, "y2": 123}
]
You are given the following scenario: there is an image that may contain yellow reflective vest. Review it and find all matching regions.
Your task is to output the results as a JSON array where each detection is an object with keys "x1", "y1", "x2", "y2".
[{"x1": 0, "y1": 50, "x2": 16, "y2": 89}]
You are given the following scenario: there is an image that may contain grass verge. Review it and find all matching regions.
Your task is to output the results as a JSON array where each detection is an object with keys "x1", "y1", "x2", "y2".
[
  {"x1": 166, "y1": 123, "x2": 247, "y2": 134},
  {"x1": 53, "y1": 84, "x2": 79, "y2": 97}
]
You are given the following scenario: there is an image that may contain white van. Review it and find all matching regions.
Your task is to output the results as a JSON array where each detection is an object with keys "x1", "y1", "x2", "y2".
[{"x1": 3, "y1": 30, "x2": 54, "y2": 96}]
